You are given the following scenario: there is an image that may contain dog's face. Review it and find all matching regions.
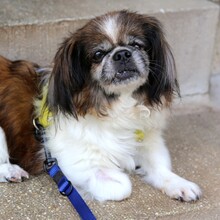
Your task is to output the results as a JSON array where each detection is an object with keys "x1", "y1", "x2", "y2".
[
  {"x1": 88, "y1": 14, "x2": 150, "y2": 94},
  {"x1": 48, "y1": 11, "x2": 179, "y2": 117}
]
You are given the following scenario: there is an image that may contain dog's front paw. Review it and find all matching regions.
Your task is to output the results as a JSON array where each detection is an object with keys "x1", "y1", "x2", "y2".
[
  {"x1": 0, "y1": 163, "x2": 29, "y2": 183},
  {"x1": 162, "y1": 175, "x2": 202, "y2": 202},
  {"x1": 88, "y1": 169, "x2": 132, "y2": 201}
]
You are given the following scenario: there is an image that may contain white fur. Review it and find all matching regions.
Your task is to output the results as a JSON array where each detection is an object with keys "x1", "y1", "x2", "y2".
[
  {"x1": 101, "y1": 15, "x2": 119, "y2": 44},
  {"x1": 0, "y1": 127, "x2": 29, "y2": 182},
  {"x1": 45, "y1": 95, "x2": 201, "y2": 201},
  {"x1": 0, "y1": 127, "x2": 9, "y2": 164}
]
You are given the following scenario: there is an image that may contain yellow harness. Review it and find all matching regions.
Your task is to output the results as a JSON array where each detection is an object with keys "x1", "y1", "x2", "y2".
[
  {"x1": 37, "y1": 86, "x2": 52, "y2": 128},
  {"x1": 37, "y1": 87, "x2": 145, "y2": 142},
  {"x1": 134, "y1": 129, "x2": 145, "y2": 142}
]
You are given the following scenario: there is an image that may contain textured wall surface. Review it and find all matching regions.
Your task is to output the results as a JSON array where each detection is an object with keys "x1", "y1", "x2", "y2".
[
  {"x1": 0, "y1": 0, "x2": 219, "y2": 100},
  {"x1": 211, "y1": 0, "x2": 220, "y2": 75}
]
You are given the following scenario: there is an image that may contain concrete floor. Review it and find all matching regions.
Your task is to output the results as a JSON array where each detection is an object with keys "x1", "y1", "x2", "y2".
[{"x1": 0, "y1": 108, "x2": 220, "y2": 220}]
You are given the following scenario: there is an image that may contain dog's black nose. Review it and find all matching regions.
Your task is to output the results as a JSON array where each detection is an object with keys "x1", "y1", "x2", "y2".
[{"x1": 113, "y1": 50, "x2": 131, "y2": 62}]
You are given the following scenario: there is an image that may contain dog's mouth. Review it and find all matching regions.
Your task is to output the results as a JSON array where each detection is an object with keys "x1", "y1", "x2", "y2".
[{"x1": 111, "y1": 69, "x2": 140, "y2": 84}]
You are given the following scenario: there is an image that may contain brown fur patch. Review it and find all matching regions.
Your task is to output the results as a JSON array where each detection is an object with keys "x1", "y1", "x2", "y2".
[{"x1": 0, "y1": 56, "x2": 43, "y2": 174}]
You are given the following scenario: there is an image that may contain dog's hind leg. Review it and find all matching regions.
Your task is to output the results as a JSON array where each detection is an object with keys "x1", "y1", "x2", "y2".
[{"x1": 0, "y1": 127, "x2": 29, "y2": 182}]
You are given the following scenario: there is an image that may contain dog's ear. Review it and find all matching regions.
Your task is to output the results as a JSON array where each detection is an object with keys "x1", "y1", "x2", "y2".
[
  {"x1": 47, "y1": 36, "x2": 90, "y2": 119},
  {"x1": 138, "y1": 16, "x2": 179, "y2": 106}
]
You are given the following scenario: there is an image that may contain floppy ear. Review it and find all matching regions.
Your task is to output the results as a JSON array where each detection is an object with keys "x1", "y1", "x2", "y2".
[
  {"x1": 47, "y1": 36, "x2": 90, "y2": 118},
  {"x1": 138, "y1": 16, "x2": 179, "y2": 106}
]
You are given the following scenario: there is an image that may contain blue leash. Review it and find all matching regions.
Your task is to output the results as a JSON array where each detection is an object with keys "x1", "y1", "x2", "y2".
[
  {"x1": 45, "y1": 159, "x2": 96, "y2": 220},
  {"x1": 34, "y1": 119, "x2": 96, "y2": 220}
]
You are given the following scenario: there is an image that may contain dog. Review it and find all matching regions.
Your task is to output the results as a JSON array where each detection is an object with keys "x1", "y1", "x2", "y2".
[{"x1": 0, "y1": 10, "x2": 201, "y2": 202}]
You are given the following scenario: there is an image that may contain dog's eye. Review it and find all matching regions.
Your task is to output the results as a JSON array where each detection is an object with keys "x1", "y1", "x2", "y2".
[
  {"x1": 93, "y1": 50, "x2": 105, "y2": 62},
  {"x1": 129, "y1": 42, "x2": 143, "y2": 50}
]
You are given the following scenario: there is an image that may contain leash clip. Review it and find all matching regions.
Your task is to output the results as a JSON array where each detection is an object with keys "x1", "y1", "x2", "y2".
[
  {"x1": 33, "y1": 118, "x2": 45, "y2": 143},
  {"x1": 44, "y1": 157, "x2": 57, "y2": 172}
]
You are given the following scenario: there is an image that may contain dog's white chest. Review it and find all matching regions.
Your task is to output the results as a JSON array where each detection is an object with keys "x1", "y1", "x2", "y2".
[{"x1": 46, "y1": 96, "x2": 150, "y2": 172}]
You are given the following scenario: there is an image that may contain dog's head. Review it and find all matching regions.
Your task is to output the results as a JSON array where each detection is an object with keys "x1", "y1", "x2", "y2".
[{"x1": 48, "y1": 10, "x2": 179, "y2": 118}]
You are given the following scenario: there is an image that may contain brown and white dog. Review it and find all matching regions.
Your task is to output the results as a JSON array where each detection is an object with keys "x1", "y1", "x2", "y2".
[{"x1": 0, "y1": 11, "x2": 201, "y2": 202}]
